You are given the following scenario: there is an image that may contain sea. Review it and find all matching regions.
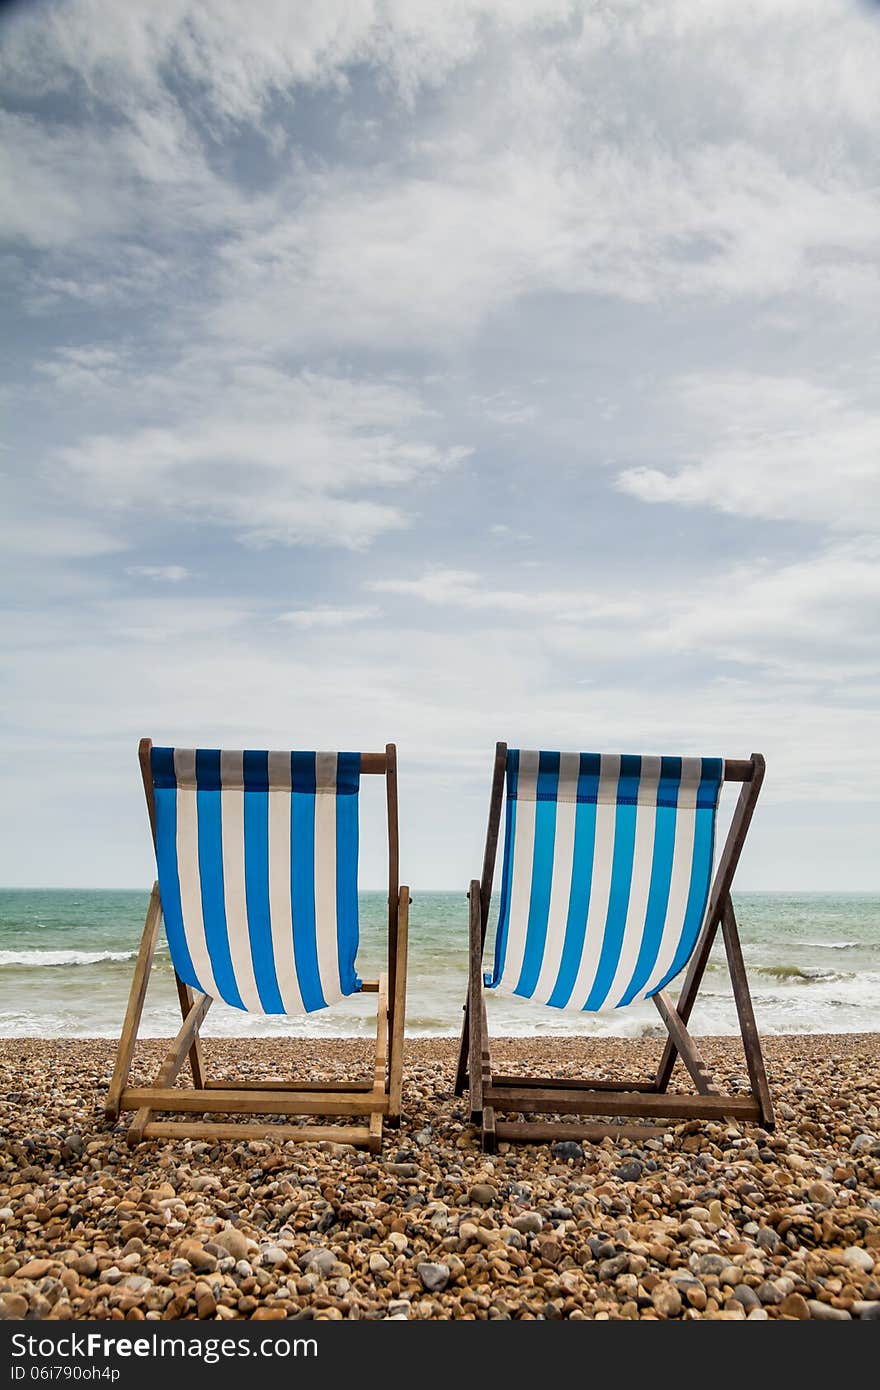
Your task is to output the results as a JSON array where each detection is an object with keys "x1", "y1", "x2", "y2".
[{"x1": 0, "y1": 889, "x2": 877, "y2": 1040}]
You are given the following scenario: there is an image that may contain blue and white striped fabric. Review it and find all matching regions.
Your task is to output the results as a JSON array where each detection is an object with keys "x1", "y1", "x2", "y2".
[
  {"x1": 150, "y1": 748, "x2": 361, "y2": 1014},
  {"x1": 488, "y1": 751, "x2": 724, "y2": 1012}
]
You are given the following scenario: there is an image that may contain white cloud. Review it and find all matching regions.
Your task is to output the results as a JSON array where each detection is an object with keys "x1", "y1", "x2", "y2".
[
  {"x1": 5, "y1": 1, "x2": 880, "y2": 338},
  {"x1": 0, "y1": 104, "x2": 246, "y2": 252},
  {"x1": 369, "y1": 567, "x2": 645, "y2": 621},
  {"x1": 126, "y1": 565, "x2": 191, "y2": 582},
  {"x1": 277, "y1": 604, "x2": 380, "y2": 628},
  {"x1": 652, "y1": 539, "x2": 880, "y2": 676},
  {"x1": 0, "y1": 2, "x2": 573, "y2": 119},
  {"x1": 372, "y1": 541, "x2": 880, "y2": 684},
  {"x1": 618, "y1": 372, "x2": 880, "y2": 531},
  {"x1": 55, "y1": 368, "x2": 469, "y2": 550}
]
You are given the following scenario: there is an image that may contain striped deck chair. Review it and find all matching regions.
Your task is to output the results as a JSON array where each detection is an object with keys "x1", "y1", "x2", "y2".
[
  {"x1": 107, "y1": 740, "x2": 409, "y2": 1151},
  {"x1": 455, "y1": 744, "x2": 773, "y2": 1150}
]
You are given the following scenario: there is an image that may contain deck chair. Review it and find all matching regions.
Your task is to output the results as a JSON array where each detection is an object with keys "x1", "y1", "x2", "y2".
[
  {"x1": 106, "y1": 740, "x2": 409, "y2": 1152},
  {"x1": 455, "y1": 744, "x2": 773, "y2": 1150}
]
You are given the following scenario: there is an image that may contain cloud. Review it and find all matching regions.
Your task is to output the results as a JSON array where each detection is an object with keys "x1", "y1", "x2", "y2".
[
  {"x1": 369, "y1": 567, "x2": 645, "y2": 621},
  {"x1": 0, "y1": 2, "x2": 573, "y2": 119},
  {"x1": 653, "y1": 539, "x2": 880, "y2": 677},
  {"x1": 277, "y1": 604, "x2": 380, "y2": 628},
  {"x1": 126, "y1": 565, "x2": 191, "y2": 583},
  {"x1": 618, "y1": 372, "x2": 880, "y2": 531},
  {"x1": 55, "y1": 368, "x2": 470, "y2": 550},
  {"x1": 5, "y1": 1, "x2": 880, "y2": 341},
  {"x1": 371, "y1": 540, "x2": 880, "y2": 685}
]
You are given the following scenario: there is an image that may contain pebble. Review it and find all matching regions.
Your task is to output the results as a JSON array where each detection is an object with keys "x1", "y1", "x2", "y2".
[
  {"x1": 298, "y1": 1248, "x2": 335, "y2": 1276},
  {"x1": 599, "y1": 1253, "x2": 629, "y2": 1281},
  {"x1": 733, "y1": 1284, "x2": 760, "y2": 1312},
  {"x1": 2, "y1": 1033, "x2": 879, "y2": 1323},
  {"x1": 779, "y1": 1293, "x2": 810, "y2": 1319},
  {"x1": 176, "y1": 1240, "x2": 217, "y2": 1273},
  {"x1": 807, "y1": 1301, "x2": 851, "y2": 1320},
  {"x1": 652, "y1": 1284, "x2": 682, "y2": 1317},
  {"x1": 512, "y1": 1213, "x2": 543, "y2": 1235},
  {"x1": 16, "y1": 1259, "x2": 54, "y2": 1279},
  {"x1": 850, "y1": 1133, "x2": 876, "y2": 1154},
  {"x1": 615, "y1": 1161, "x2": 643, "y2": 1183},
  {"x1": 807, "y1": 1181, "x2": 835, "y2": 1206},
  {"x1": 756, "y1": 1228, "x2": 779, "y2": 1252},
  {"x1": 215, "y1": 1226, "x2": 251, "y2": 1261},
  {"x1": 0, "y1": 1293, "x2": 28, "y2": 1319},
  {"x1": 468, "y1": 1183, "x2": 497, "y2": 1206},
  {"x1": 417, "y1": 1262, "x2": 450, "y2": 1292},
  {"x1": 843, "y1": 1247, "x2": 874, "y2": 1274},
  {"x1": 551, "y1": 1141, "x2": 584, "y2": 1162}
]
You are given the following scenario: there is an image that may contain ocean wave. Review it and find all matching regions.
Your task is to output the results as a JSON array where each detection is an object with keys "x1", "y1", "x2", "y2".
[
  {"x1": 794, "y1": 940, "x2": 861, "y2": 950},
  {"x1": 756, "y1": 964, "x2": 848, "y2": 982},
  {"x1": 0, "y1": 948, "x2": 136, "y2": 968}
]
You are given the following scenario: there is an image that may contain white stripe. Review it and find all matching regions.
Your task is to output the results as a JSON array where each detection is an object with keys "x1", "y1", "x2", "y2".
[
  {"x1": 217, "y1": 751, "x2": 262, "y2": 1013},
  {"x1": 495, "y1": 750, "x2": 539, "y2": 993},
  {"x1": 600, "y1": 755, "x2": 661, "y2": 1010},
  {"x1": 564, "y1": 754, "x2": 620, "y2": 1010},
  {"x1": 638, "y1": 757, "x2": 703, "y2": 999},
  {"x1": 533, "y1": 751, "x2": 580, "y2": 1005},
  {"x1": 313, "y1": 751, "x2": 342, "y2": 1006},
  {"x1": 266, "y1": 750, "x2": 305, "y2": 1015},
  {"x1": 173, "y1": 748, "x2": 219, "y2": 999}
]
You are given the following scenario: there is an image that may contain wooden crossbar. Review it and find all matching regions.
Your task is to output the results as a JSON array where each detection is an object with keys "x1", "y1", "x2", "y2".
[
  {"x1": 496, "y1": 1121, "x2": 667, "y2": 1143},
  {"x1": 121, "y1": 1088, "x2": 387, "y2": 1116},
  {"x1": 141, "y1": 1121, "x2": 374, "y2": 1145},
  {"x1": 483, "y1": 1087, "x2": 761, "y2": 1121},
  {"x1": 490, "y1": 1074, "x2": 659, "y2": 1092},
  {"x1": 204, "y1": 1078, "x2": 375, "y2": 1092}
]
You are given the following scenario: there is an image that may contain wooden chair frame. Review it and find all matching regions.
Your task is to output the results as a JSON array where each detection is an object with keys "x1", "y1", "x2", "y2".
[
  {"x1": 455, "y1": 743, "x2": 774, "y2": 1150},
  {"x1": 106, "y1": 740, "x2": 409, "y2": 1153}
]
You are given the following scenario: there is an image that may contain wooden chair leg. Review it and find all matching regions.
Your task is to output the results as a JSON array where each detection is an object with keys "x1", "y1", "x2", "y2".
[
  {"x1": 479, "y1": 994, "x2": 495, "y2": 1151},
  {"x1": 127, "y1": 992, "x2": 212, "y2": 1144},
  {"x1": 106, "y1": 884, "x2": 162, "y2": 1119},
  {"x1": 366, "y1": 972, "x2": 389, "y2": 1153},
  {"x1": 721, "y1": 896, "x2": 775, "y2": 1128},
  {"x1": 388, "y1": 887, "x2": 409, "y2": 1124},
  {"x1": 467, "y1": 882, "x2": 484, "y2": 1122},
  {"x1": 175, "y1": 973, "x2": 207, "y2": 1089}
]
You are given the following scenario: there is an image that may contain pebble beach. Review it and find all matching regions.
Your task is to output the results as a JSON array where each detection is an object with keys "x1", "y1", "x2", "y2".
[{"x1": 1, "y1": 1035, "x2": 879, "y2": 1322}]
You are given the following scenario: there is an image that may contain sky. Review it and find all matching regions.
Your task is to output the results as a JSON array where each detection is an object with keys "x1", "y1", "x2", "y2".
[{"x1": 1, "y1": 0, "x2": 879, "y2": 892}]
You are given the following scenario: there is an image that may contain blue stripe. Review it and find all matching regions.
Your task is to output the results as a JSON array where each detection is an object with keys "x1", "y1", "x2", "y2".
[
  {"x1": 290, "y1": 752, "x2": 325, "y2": 1011},
  {"x1": 150, "y1": 746, "x2": 177, "y2": 790},
  {"x1": 515, "y1": 752, "x2": 559, "y2": 998},
  {"x1": 488, "y1": 751, "x2": 518, "y2": 987},
  {"x1": 335, "y1": 751, "x2": 360, "y2": 797},
  {"x1": 241, "y1": 750, "x2": 284, "y2": 1013},
  {"x1": 618, "y1": 756, "x2": 681, "y2": 1006},
  {"x1": 195, "y1": 749, "x2": 244, "y2": 1009},
  {"x1": 547, "y1": 753, "x2": 601, "y2": 1007},
  {"x1": 335, "y1": 752, "x2": 361, "y2": 995},
  {"x1": 152, "y1": 781, "x2": 201, "y2": 994},
  {"x1": 582, "y1": 755, "x2": 641, "y2": 1010},
  {"x1": 192, "y1": 750, "x2": 222, "y2": 791},
  {"x1": 649, "y1": 759, "x2": 722, "y2": 996}
]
